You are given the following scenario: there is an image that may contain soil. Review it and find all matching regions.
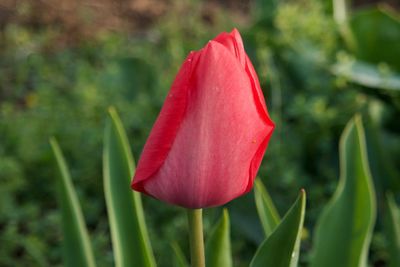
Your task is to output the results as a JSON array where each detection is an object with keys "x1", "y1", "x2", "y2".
[{"x1": 0, "y1": 0, "x2": 397, "y2": 45}]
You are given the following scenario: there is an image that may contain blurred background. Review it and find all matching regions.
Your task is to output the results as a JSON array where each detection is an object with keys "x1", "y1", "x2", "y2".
[{"x1": 0, "y1": 0, "x2": 399, "y2": 266}]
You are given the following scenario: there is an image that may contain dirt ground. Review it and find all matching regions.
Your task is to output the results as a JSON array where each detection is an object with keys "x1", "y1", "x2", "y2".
[
  {"x1": 0, "y1": 0, "x2": 250, "y2": 41},
  {"x1": 0, "y1": 0, "x2": 397, "y2": 45}
]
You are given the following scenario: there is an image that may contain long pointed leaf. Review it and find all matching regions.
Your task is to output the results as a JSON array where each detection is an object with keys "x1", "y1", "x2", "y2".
[
  {"x1": 103, "y1": 107, "x2": 156, "y2": 267},
  {"x1": 250, "y1": 190, "x2": 306, "y2": 267},
  {"x1": 206, "y1": 209, "x2": 232, "y2": 267},
  {"x1": 332, "y1": 59, "x2": 400, "y2": 91},
  {"x1": 349, "y1": 6, "x2": 400, "y2": 71},
  {"x1": 254, "y1": 179, "x2": 280, "y2": 237},
  {"x1": 386, "y1": 194, "x2": 400, "y2": 267},
  {"x1": 364, "y1": 110, "x2": 400, "y2": 193},
  {"x1": 49, "y1": 138, "x2": 96, "y2": 267},
  {"x1": 310, "y1": 115, "x2": 376, "y2": 267}
]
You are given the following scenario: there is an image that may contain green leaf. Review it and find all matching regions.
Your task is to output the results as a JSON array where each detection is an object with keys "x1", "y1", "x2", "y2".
[
  {"x1": 310, "y1": 115, "x2": 376, "y2": 267},
  {"x1": 250, "y1": 190, "x2": 306, "y2": 267},
  {"x1": 349, "y1": 6, "x2": 400, "y2": 71},
  {"x1": 206, "y1": 209, "x2": 232, "y2": 267},
  {"x1": 254, "y1": 179, "x2": 280, "y2": 237},
  {"x1": 364, "y1": 109, "x2": 400, "y2": 193},
  {"x1": 332, "y1": 59, "x2": 400, "y2": 91},
  {"x1": 171, "y1": 242, "x2": 188, "y2": 267},
  {"x1": 49, "y1": 138, "x2": 96, "y2": 267},
  {"x1": 103, "y1": 107, "x2": 156, "y2": 267},
  {"x1": 385, "y1": 194, "x2": 400, "y2": 267}
]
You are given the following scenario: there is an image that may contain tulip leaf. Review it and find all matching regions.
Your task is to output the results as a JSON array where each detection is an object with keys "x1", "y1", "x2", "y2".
[
  {"x1": 49, "y1": 138, "x2": 96, "y2": 267},
  {"x1": 171, "y1": 242, "x2": 188, "y2": 267},
  {"x1": 332, "y1": 59, "x2": 400, "y2": 91},
  {"x1": 254, "y1": 179, "x2": 280, "y2": 237},
  {"x1": 206, "y1": 209, "x2": 232, "y2": 267},
  {"x1": 349, "y1": 6, "x2": 400, "y2": 71},
  {"x1": 385, "y1": 194, "x2": 400, "y2": 267},
  {"x1": 103, "y1": 107, "x2": 156, "y2": 267},
  {"x1": 250, "y1": 190, "x2": 306, "y2": 267},
  {"x1": 310, "y1": 115, "x2": 376, "y2": 267},
  {"x1": 363, "y1": 110, "x2": 400, "y2": 193}
]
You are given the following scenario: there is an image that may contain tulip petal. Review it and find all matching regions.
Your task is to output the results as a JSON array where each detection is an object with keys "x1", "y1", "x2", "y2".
[
  {"x1": 142, "y1": 41, "x2": 273, "y2": 208},
  {"x1": 245, "y1": 128, "x2": 274, "y2": 194},
  {"x1": 213, "y1": 28, "x2": 246, "y2": 68},
  {"x1": 244, "y1": 55, "x2": 275, "y2": 193},
  {"x1": 245, "y1": 54, "x2": 271, "y2": 122},
  {"x1": 132, "y1": 51, "x2": 201, "y2": 192},
  {"x1": 215, "y1": 31, "x2": 275, "y2": 194}
]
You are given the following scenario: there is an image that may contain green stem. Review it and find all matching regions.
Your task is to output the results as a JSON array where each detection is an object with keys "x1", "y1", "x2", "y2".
[{"x1": 187, "y1": 209, "x2": 205, "y2": 267}]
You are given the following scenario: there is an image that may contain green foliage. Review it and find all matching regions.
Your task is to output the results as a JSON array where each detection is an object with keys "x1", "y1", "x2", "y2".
[
  {"x1": 250, "y1": 190, "x2": 306, "y2": 267},
  {"x1": 205, "y1": 209, "x2": 232, "y2": 267},
  {"x1": 254, "y1": 179, "x2": 280, "y2": 237},
  {"x1": 364, "y1": 107, "x2": 400, "y2": 194},
  {"x1": 335, "y1": 3, "x2": 400, "y2": 93},
  {"x1": 103, "y1": 108, "x2": 156, "y2": 267},
  {"x1": 274, "y1": 0, "x2": 337, "y2": 55},
  {"x1": 310, "y1": 116, "x2": 376, "y2": 267},
  {"x1": 349, "y1": 6, "x2": 400, "y2": 71},
  {"x1": 385, "y1": 194, "x2": 400, "y2": 267},
  {"x1": 48, "y1": 109, "x2": 157, "y2": 267},
  {"x1": 332, "y1": 56, "x2": 400, "y2": 91},
  {"x1": 49, "y1": 138, "x2": 96, "y2": 267}
]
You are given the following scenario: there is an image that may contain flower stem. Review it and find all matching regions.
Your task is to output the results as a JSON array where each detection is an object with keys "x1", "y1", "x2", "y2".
[{"x1": 187, "y1": 209, "x2": 205, "y2": 267}]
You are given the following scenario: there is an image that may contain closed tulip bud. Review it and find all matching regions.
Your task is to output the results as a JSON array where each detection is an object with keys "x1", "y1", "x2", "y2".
[{"x1": 131, "y1": 29, "x2": 274, "y2": 208}]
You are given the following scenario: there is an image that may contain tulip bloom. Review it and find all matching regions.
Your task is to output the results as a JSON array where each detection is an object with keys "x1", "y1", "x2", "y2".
[{"x1": 131, "y1": 29, "x2": 274, "y2": 208}]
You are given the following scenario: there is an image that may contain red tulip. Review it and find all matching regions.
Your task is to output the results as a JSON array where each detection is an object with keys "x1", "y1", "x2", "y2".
[{"x1": 131, "y1": 29, "x2": 274, "y2": 208}]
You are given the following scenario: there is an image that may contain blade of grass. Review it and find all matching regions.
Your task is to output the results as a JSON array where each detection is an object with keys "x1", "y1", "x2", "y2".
[
  {"x1": 310, "y1": 115, "x2": 376, "y2": 267},
  {"x1": 103, "y1": 107, "x2": 156, "y2": 267},
  {"x1": 254, "y1": 179, "x2": 280, "y2": 237},
  {"x1": 49, "y1": 138, "x2": 96, "y2": 267},
  {"x1": 250, "y1": 190, "x2": 306, "y2": 267},
  {"x1": 332, "y1": 59, "x2": 400, "y2": 91},
  {"x1": 386, "y1": 194, "x2": 400, "y2": 267},
  {"x1": 364, "y1": 109, "x2": 400, "y2": 193},
  {"x1": 205, "y1": 209, "x2": 232, "y2": 267}
]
